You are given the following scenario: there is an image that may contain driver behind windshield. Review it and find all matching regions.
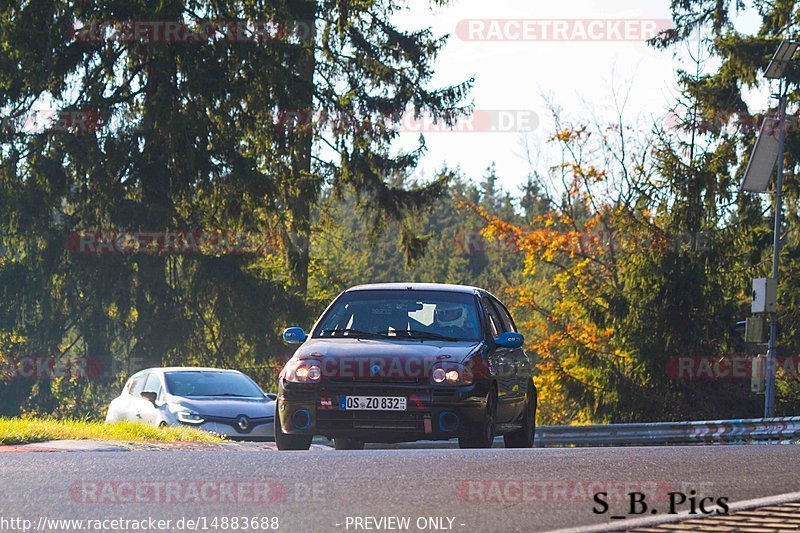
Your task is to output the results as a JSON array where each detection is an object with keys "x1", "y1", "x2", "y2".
[{"x1": 432, "y1": 303, "x2": 479, "y2": 340}]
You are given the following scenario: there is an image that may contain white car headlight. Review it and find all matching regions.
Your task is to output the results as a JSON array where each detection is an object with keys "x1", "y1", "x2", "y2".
[{"x1": 176, "y1": 410, "x2": 205, "y2": 425}]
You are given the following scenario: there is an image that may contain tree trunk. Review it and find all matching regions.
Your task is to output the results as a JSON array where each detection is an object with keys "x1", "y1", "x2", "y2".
[
  {"x1": 131, "y1": 47, "x2": 176, "y2": 372},
  {"x1": 285, "y1": 0, "x2": 316, "y2": 301}
]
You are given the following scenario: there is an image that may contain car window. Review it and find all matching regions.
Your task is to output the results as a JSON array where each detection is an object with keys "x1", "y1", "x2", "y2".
[
  {"x1": 481, "y1": 297, "x2": 502, "y2": 337},
  {"x1": 314, "y1": 290, "x2": 482, "y2": 341},
  {"x1": 491, "y1": 297, "x2": 517, "y2": 333},
  {"x1": 128, "y1": 374, "x2": 147, "y2": 396},
  {"x1": 143, "y1": 373, "x2": 161, "y2": 394}
]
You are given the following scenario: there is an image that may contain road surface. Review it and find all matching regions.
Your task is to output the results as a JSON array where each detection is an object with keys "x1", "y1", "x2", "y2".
[{"x1": 0, "y1": 444, "x2": 799, "y2": 532}]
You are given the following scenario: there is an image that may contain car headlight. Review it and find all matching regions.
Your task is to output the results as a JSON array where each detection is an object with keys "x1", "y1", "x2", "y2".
[
  {"x1": 176, "y1": 410, "x2": 205, "y2": 425},
  {"x1": 284, "y1": 359, "x2": 322, "y2": 383},
  {"x1": 431, "y1": 363, "x2": 472, "y2": 385}
]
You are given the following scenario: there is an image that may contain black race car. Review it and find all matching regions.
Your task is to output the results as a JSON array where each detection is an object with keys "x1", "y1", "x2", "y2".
[{"x1": 276, "y1": 283, "x2": 536, "y2": 450}]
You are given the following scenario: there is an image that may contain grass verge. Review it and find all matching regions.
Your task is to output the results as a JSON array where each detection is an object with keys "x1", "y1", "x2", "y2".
[{"x1": 0, "y1": 418, "x2": 222, "y2": 445}]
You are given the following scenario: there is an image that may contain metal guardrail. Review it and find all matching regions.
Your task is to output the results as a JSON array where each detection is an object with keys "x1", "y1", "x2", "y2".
[{"x1": 534, "y1": 416, "x2": 800, "y2": 447}]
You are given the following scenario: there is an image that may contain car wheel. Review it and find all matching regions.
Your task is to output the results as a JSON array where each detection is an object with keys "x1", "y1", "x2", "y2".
[
  {"x1": 504, "y1": 387, "x2": 536, "y2": 448},
  {"x1": 458, "y1": 388, "x2": 497, "y2": 449},
  {"x1": 274, "y1": 399, "x2": 313, "y2": 451},
  {"x1": 333, "y1": 437, "x2": 365, "y2": 450}
]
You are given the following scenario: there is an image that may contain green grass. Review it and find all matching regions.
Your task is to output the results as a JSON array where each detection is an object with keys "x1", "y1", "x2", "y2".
[{"x1": 0, "y1": 418, "x2": 222, "y2": 446}]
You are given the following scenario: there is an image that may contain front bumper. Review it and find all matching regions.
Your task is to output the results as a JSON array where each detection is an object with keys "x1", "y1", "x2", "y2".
[
  {"x1": 278, "y1": 380, "x2": 490, "y2": 443},
  {"x1": 177, "y1": 417, "x2": 274, "y2": 441}
]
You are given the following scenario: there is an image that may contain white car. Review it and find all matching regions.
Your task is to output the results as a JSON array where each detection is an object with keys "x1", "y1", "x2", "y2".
[{"x1": 106, "y1": 367, "x2": 276, "y2": 440}]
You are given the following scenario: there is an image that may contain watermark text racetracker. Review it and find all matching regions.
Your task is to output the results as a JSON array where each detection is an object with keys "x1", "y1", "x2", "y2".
[
  {"x1": 0, "y1": 515, "x2": 280, "y2": 532},
  {"x1": 70, "y1": 19, "x2": 309, "y2": 44},
  {"x1": 457, "y1": 479, "x2": 706, "y2": 504},
  {"x1": 282, "y1": 354, "x2": 528, "y2": 382},
  {"x1": 454, "y1": 228, "x2": 717, "y2": 256},
  {"x1": 70, "y1": 480, "x2": 286, "y2": 504},
  {"x1": 457, "y1": 480, "x2": 728, "y2": 520},
  {"x1": 667, "y1": 355, "x2": 800, "y2": 380},
  {"x1": 4, "y1": 108, "x2": 538, "y2": 135},
  {"x1": 69, "y1": 479, "x2": 328, "y2": 504},
  {"x1": 67, "y1": 229, "x2": 281, "y2": 256},
  {"x1": 274, "y1": 109, "x2": 539, "y2": 134},
  {"x1": 0, "y1": 354, "x2": 104, "y2": 380},
  {"x1": 1, "y1": 109, "x2": 103, "y2": 135},
  {"x1": 456, "y1": 19, "x2": 673, "y2": 42}
]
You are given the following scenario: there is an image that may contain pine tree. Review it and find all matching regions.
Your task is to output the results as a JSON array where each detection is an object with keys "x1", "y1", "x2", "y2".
[{"x1": 0, "y1": 0, "x2": 471, "y2": 414}]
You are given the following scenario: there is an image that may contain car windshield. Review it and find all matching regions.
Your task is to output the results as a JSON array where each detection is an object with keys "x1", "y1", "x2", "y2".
[
  {"x1": 164, "y1": 371, "x2": 265, "y2": 398},
  {"x1": 313, "y1": 290, "x2": 482, "y2": 342}
]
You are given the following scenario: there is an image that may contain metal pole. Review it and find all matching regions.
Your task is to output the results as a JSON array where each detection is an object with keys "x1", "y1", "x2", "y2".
[{"x1": 765, "y1": 84, "x2": 787, "y2": 418}]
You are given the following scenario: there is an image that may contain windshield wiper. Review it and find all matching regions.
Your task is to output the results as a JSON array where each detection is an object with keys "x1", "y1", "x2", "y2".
[
  {"x1": 207, "y1": 393, "x2": 250, "y2": 397},
  {"x1": 396, "y1": 330, "x2": 460, "y2": 341},
  {"x1": 321, "y1": 328, "x2": 388, "y2": 339}
]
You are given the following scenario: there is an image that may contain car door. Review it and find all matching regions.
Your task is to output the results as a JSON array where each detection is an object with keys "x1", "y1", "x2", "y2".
[
  {"x1": 490, "y1": 296, "x2": 530, "y2": 420},
  {"x1": 136, "y1": 372, "x2": 164, "y2": 426},
  {"x1": 119, "y1": 373, "x2": 147, "y2": 421},
  {"x1": 135, "y1": 372, "x2": 161, "y2": 426},
  {"x1": 480, "y1": 294, "x2": 515, "y2": 423}
]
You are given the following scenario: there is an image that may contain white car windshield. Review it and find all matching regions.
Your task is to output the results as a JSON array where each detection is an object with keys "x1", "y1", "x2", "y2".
[{"x1": 164, "y1": 371, "x2": 265, "y2": 398}]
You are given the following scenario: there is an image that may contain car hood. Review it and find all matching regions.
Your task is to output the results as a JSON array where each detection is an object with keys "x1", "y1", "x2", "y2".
[
  {"x1": 288, "y1": 339, "x2": 486, "y2": 382},
  {"x1": 170, "y1": 397, "x2": 275, "y2": 418},
  {"x1": 295, "y1": 338, "x2": 482, "y2": 363}
]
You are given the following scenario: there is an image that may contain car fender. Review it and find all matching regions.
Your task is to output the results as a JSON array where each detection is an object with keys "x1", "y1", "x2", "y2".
[
  {"x1": 159, "y1": 404, "x2": 179, "y2": 426},
  {"x1": 105, "y1": 397, "x2": 122, "y2": 423}
]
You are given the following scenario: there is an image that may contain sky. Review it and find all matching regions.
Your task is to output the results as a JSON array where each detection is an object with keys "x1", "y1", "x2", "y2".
[{"x1": 392, "y1": 0, "x2": 765, "y2": 194}]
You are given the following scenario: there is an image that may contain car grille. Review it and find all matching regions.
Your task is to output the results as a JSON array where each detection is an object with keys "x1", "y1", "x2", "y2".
[
  {"x1": 319, "y1": 384, "x2": 431, "y2": 398},
  {"x1": 432, "y1": 389, "x2": 459, "y2": 403},
  {"x1": 317, "y1": 410, "x2": 425, "y2": 431},
  {"x1": 328, "y1": 376, "x2": 421, "y2": 384},
  {"x1": 200, "y1": 415, "x2": 274, "y2": 433}
]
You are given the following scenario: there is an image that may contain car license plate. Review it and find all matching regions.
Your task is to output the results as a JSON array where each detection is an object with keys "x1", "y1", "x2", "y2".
[{"x1": 340, "y1": 396, "x2": 407, "y2": 411}]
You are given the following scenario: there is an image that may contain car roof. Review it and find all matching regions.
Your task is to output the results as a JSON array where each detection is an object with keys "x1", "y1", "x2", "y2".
[
  {"x1": 346, "y1": 282, "x2": 483, "y2": 295},
  {"x1": 132, "y1": 367, "x2": 242, "y2": 376}
]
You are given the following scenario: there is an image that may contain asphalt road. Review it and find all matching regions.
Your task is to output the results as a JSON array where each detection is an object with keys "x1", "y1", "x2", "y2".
[{"x1": 0, "y1": 445, "x2": 799, "y2": 532}]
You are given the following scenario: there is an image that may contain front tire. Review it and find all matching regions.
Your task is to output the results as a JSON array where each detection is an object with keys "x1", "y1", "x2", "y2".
[
  {"x1": 333, "y1": 437, "x2": 364, "y2": 450},
  {"x1": 504, "y1": 387, "x2": 536, "y2": 448},
  {"x1": 459, "y1": 389, "x2": 497, "y2": 449},
  {"x1": 274, "y1": 399, "x2": 313, "y2": 451}
]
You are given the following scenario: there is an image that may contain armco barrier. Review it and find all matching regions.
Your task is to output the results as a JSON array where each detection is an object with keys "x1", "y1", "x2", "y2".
[{"x1": 534, "y1": 416, "x2": 800, "y2": 447}]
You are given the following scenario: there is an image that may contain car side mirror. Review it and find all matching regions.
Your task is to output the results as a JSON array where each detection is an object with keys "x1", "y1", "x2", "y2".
[
  {"x1": 282, "y1": 327, "x2": 308, "y2": 345},
  {"x1": 266, "y1": 393, "x2": 277, "y2": 401},
  {"x1": 494, "y1": 331, "x2": 524, "y2": 349},
  {"x1": 140, "y1": 391, "x2": 158, "y2": 405}
]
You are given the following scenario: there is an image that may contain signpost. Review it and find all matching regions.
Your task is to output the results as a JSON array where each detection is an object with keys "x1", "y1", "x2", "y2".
[{"x1": 740, "y1": 40, "x2": 797, "y2": 417}]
